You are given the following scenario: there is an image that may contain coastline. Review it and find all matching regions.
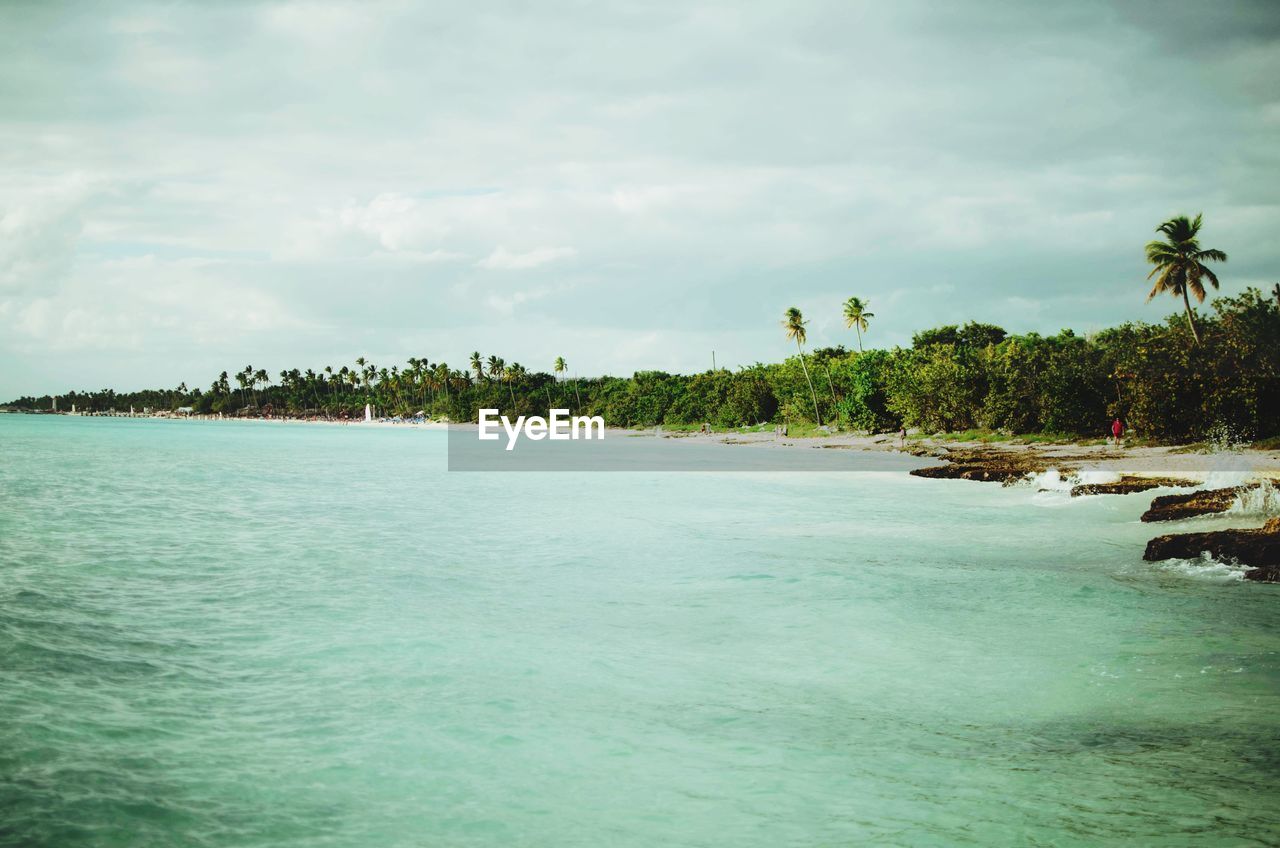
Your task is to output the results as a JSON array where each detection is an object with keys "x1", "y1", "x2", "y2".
[
  {"x1": 19, "y1": 410, "x2": 1280, "y2": 476},
  {"x1": 12, "y1": 413, "x2": 1279, "y2": 578},
  {"x1": 619, "y1": 425, "x2": 1280, "y2": 479}
]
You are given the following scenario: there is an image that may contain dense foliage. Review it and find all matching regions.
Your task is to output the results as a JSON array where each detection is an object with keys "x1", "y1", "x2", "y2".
[{"x1": 7, "y1": 290, "x2": 1279, "y2": 443}]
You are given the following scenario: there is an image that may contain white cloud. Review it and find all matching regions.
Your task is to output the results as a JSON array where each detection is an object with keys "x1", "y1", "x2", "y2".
[
  {"x1": 0, "y1": 175, "x2": 95, "y2": 293},
  {"x1": 477, "y1": 245, "x2": 577, "y2": 270}
]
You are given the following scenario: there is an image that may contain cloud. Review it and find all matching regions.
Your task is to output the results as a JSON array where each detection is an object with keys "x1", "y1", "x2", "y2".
[
  {"x1": 0, "y1": 175, "x2": 95, "y2": 293},
  {"x1": 1, "y1": 0, "x2": 1278, "y2": 396},
  {"x1": 477, "y1": 245, "x2": 577, "y2": 270}
]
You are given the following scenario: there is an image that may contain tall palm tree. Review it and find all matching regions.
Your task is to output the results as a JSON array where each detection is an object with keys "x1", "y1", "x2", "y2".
[
  {"x1": 782, "y1": 307, "x2": 822, "y2": 425},
  {"x1": 235, "y1": 369, "x2": 250, "y2": 409},
  {"x1": 470, "y1": 352, "x2": 484, "y2": 382},
  {"x1": 553, "y1": 357, "x2": 567, "y2": 405},
  {"x1": 1145, "y1": 214, "x2": 1228, "y2": 345},
  {"x1": 504, "y1": 362, "x2": 523, "y2": 411},
  {"x1": 435, "y1": 362, "x2": 451, "y2": 403},
  {"x1": 486, "y1": 355, "x2": 503, "y2": 384},
  {"x1": 842, "y1": 296, "x2": 874, "y2": 352},
  {"x1": 254, "y1": 369, "x2": 268, "y2": 406}
]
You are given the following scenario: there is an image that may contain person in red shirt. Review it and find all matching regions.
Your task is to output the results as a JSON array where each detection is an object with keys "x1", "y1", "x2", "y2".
[{"x1": 1111, "y1": 417, "x2": 1124, "y2": 446}]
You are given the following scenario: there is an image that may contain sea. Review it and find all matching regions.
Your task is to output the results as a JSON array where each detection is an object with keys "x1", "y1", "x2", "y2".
[{"x1": 1, "y1": 415, "x2": 1277, "y2": 846}]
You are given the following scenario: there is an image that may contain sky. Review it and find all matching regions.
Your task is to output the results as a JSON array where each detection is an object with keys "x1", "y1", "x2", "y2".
[{"x1": 1, "y1": 0, "x2": 1278, "y2": 398}]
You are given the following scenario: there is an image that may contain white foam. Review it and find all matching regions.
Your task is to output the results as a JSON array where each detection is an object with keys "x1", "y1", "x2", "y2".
[
  {"x1": 1076, "y1": 468, "x2": 1122, "y2": 486},
  {"x1": 1025, "y1": 468, "x2": 1072, "y2": 492},
  {"x1": 1227, "y1": 479, "x2": 1280, "y2": 517},
  {"x1": 1150, "y1": 552, "x2": 1252, "y2": 583},
  {"x1": 1021, "y1": 467, "x2": 1121, "y2": 493}
]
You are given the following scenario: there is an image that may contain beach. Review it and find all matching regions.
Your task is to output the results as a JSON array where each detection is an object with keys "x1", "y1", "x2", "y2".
[{"x1": 633, "y1": 425, "x2": 1280, "y2": 475}]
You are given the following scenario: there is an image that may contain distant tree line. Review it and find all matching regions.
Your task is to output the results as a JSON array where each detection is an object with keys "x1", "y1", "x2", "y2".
[{"x1": 8, "y1": 288, "x2": 1278, "y2": 444}]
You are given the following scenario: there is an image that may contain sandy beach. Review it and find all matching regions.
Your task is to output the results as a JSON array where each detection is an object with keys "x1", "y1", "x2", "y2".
[{"x1": 627, "y1": 427, "x2": 1280, "y2": 480}]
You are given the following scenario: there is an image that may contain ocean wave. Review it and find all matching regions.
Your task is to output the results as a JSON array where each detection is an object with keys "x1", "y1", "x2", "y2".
[
  {"x1": 1020, "y1": 468, "x2": 1122, "y2": 493},
  {"x1": 1149, "y1": 552, "x2": 1252, "y2": 583},
  {"x1": 1226, "y1": 479, "x2": 1280, "y2": 517}
]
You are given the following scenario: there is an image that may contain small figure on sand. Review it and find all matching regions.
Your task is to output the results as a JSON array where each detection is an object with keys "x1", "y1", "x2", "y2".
[
  {"x1": 1110, "y1": 417, "x2": 1124, "y2": 447},
  {"x1": 898, "y1": 426, "x2": 906, "y2": 448}
]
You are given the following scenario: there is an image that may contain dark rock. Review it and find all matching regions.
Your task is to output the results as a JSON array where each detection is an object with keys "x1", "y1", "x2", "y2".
[
  {"x1": 908, "y1": 448, "x2": 1052, "y2": 485},
  {"x1": 1070, "y1": 477, "x2": 1198, "y2": 498},
  {"x1": 910, "y1": 463, "x2": 1030, "y2": 484},
  {"x1": 1140, "y1": 485, "x2": 1259, "y2": 522},
  {"x1": 1144, "y1": 518, "x2": 1280, "y2": 582}
]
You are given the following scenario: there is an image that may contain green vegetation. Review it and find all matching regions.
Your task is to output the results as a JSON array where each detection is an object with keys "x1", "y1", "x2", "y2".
[
  {"x1": 10, "y1": 288, "x2": 1277, "y2": 444},
  {"x1": 7, "y1": 217, "x2": 1277, "y2": 445}
]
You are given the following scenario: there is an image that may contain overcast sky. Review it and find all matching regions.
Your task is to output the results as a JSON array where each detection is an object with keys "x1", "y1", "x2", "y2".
[{"x1": 2, "y1": 0, "x2": 1277, "y2": 398}]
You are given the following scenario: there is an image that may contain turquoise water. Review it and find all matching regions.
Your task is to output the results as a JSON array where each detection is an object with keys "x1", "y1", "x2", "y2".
[{"x1": 1, "y1": 416, "x2": 1277, "y2": 847}]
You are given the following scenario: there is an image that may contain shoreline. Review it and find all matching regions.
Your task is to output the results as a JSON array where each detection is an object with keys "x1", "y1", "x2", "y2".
[
  {"x1": 18, "y1": 411, "x2": 1280, "y2": 476},
  {"x1": 618, "y1": 426, "x2": 1280, "y2": 479},
  {"x1": 10, "y1": 412, "x2": 1280, "y2": 579}
]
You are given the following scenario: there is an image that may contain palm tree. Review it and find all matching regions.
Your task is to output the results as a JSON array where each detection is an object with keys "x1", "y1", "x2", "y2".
[
  {"x1": 434, "y1": 362, "x2": 451, "y2": 403},
  {"x1": 1145, "y1": 214, "x2": 1228, "y2": 345},
  {"x1": 842, "y1": 296, "x2": 874, "y2": 352},
  {"x1": 470, "y1": 352, "x2": 484, "y2": 382},
  {"x1": 504, "y1": 362, "x2": 523, "y2": 411},
  {"x1": 324, "y1": 365, "x2": 336, "y2": 409},
  {"x1": 253, "y1": 369, "x2": 268, "y2": 406},
  {"x1": 553, "y1": 356, "x2": 567, "y2": 405},
  {"x1": 235, "y1": 369, "x2": 250, "y2": 409},
  {"x1": 782, "y1": 307, "x2": 822, "y2": 425},
  {"x1": 486, "y1": 355, "x2": 503, "y2": 384}
]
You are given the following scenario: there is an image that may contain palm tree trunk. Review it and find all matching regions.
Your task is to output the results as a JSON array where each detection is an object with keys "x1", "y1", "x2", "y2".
[
  {"x1": 856, "y1": 325, "x2": 863, "y2": 352},
  {"x1": 796, "y1": 340, "x2": 822, "y2": 425},
  {"x1": 1182, "y1": 287, "x2": 1202, "y2": 345},
  {"x1": 573, "y1": 379, "x2": 581, "y2": 412},
  {"x1": 508, "y1": 381, "x2": 516, "y2": 412},
  {"x1": 823, "y1": 365, "x2": 839, "y2": 427}
]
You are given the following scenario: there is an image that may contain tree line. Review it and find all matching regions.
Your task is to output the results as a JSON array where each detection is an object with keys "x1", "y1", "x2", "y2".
[
  {"x1": 6, "y1": 215, "x2": 1278, "y2": 443},
  {"x1": 7, "y1": 286, "x2": 1277, "y2": 443}
]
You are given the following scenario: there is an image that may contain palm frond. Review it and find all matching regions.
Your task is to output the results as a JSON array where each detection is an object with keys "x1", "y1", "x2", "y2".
[
  {"x1": 1147, "y1": 266, "x2": 1180, "y2": 300},
  {"x1": 1186, "y1": 270, "x2": 1206, "y2": 302},
  {"x1": 1198, "y1": 263, "x2": 1220, "y2": 292},
  {"x1": 1145, "y1": 242, "x2": 1179, "y2": 264}
]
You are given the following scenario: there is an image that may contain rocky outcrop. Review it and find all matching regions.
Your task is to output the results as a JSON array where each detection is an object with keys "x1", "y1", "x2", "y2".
[
  {"x1": 1140, "y1": 485, "x2": 1258, "y2": 522},
  {"x1": 1144, "y1": 518, "x2": 1280, "y2": 582},
  {"x1": 1070, "y1": 476, "x2": 1196, "y2": 498},
  {"x1": 909, "y1": 449, "x2": 1061, "y2": 485},
  {"x1": 910, "y1": 463, "x2": 1032, "y2": 484}
]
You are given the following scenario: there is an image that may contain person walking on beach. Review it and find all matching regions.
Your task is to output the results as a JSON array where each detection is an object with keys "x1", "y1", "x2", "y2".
[{"x1": 1111, "y1": 417, "x2": 1124, "y2": 447}]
